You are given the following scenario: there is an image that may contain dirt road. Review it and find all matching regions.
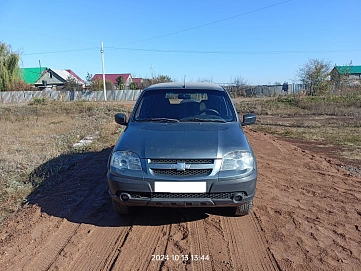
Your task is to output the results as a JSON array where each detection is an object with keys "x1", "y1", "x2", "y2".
[{"x1": 0, "y1": 129, "x2": 360, "y2": 271}]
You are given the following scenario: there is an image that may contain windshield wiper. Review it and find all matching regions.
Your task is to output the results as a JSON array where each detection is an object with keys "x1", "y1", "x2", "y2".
[
  {"x1": 180, "y1": 118, "x2": 226, "y2": 123},
  {"x1": 136, "y1": 118, "x2": 179, "y2": 123}
]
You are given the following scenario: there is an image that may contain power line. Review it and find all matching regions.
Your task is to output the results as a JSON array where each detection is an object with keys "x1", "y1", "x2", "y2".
[
  {"x1": 105, "y1": 47, "x2": 361, "y2": 55},
  {"x1": 21, "y1": 0, "x2": 293, "y2": 56},
  {"x1": 23, "y1": 47, "x2": 99, "y2": 56},
  {"x1": 117, "y1": 0, "x2": 293, "y2": 46}
]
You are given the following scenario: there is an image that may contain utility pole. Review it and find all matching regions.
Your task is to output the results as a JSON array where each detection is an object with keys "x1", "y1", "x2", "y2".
[{"x1": 100, "y1": 41, "x2": 107, "y2": 101}]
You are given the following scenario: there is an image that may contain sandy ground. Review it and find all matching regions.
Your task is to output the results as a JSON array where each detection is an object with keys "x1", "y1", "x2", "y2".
[{"x1": 0, "y1": 128, "x2": 360, "y2": 271}]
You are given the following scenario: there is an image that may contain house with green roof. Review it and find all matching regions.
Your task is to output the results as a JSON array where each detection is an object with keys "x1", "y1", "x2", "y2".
[
  {"x1": 20, "y1": 67, "x2": 46, "y2": 84},
  {"x1": 331, "y1": 65, "x2": 361, "y2": 87}
]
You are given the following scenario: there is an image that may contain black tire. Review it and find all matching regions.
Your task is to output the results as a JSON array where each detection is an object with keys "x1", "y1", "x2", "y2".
[
  {"x1": 233, "y1": 200, "x2": 253, "y2": 216},
  {"x1": 112, "y1": 199, "x2": 131, "y2": 215}
]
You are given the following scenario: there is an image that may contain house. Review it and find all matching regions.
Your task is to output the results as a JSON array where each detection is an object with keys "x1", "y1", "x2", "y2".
[
  {"x1": 91, "y1": 73, "x2": 133, "y2": 89},
  {"x1": 34, "y1": 68, "x2": 86, "y2": 89},
  {"x1": 331, "y1": 65, "x2": 361, "y2": 86},
  {"x1": 132, "y1": 77, "x2": 144, "y2": 89},
  {"x1": 66, "y1": 69, "x2": 86, "y2": 86},
  {"x1": 20, "y1": 67, "x2": 46, "y2": 85}
]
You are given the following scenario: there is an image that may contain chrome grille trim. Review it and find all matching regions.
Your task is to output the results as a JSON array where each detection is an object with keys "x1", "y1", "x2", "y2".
[{"x1": 149, "y1": 159, "x2": 214, "y2": 164}]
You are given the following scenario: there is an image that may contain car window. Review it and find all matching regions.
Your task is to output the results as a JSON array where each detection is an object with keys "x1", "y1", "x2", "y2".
[{"x1": 134, "y1": 89, "x2": 236, "y2": 122}]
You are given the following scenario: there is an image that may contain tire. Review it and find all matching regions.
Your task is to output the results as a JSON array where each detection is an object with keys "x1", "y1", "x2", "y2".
[
  {"x1": 112, "y1": 199, "x2": 131, "y2": 215},
  {"x1": 233, "y1": 200, "x2": 253, "y2": 216}
]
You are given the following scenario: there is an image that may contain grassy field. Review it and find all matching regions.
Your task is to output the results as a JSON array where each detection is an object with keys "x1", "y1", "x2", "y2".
[
  {"x1": 235, "y1": 94, "x2": 361, "y2": 169},
  {"x1": 0, "y1": 100, "x2": 129, "y2": 220},
  {"x1": 0, "y1": 94, "x2": 360, "y2": 220}
]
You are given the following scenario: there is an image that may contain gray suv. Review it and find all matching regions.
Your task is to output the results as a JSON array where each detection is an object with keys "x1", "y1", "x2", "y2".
[{"x1": 107, "y1": 82, "x2": 257, "y2": 216}]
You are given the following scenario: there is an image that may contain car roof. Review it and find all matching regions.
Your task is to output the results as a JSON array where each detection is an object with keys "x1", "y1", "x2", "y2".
[{"x1": 144, "y1": 82, "x2": 225, "y2": 92}]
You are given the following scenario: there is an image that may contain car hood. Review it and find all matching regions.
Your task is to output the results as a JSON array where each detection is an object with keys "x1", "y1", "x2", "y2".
[{"x1": 114, "y1": 122, "x2": 251, "y2": 159}]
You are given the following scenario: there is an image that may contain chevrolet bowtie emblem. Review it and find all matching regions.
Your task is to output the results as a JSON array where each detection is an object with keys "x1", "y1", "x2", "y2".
[{"x1": 171, "y1": 162, "x2": 191, "y2": 171}]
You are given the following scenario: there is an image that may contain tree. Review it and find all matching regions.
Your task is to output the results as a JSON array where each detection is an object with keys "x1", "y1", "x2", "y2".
[
  {"x1": 227, "y1": 75, "x2": 248, "y2": 97},
  {"x1": 141, "y1": 74, "x2": 173, "y2": 89},
  {"x1": 89, "y1": 78, "x2": 114, "y2": 91},
  {"x1": 129, "y1": 82, "x2": 138, "y2": 90},
  {"x1": 197, "y1": 77, "x2": 213, "y2": 83},
  {"x1": 152, "y1": 74, "x2": 172, "y2": 84},
  {"x1": 0, "y1": 42, "x2": 22, "y2": 91},
  {"x1": 86, "y1": 72, "x2": 93, "y2": 87},
  {"x1": 297, "y1": 59, "x2": 332, "y2": 95},
  {"x1": 233, "y1": 75, "x2": 248, "y2": 88},
  {"x1": 64, "y1": 76, "x2": 83, "y2": 91},
  {"x1": 116, "y1": 76, "x2": 124, "y2": 89}
]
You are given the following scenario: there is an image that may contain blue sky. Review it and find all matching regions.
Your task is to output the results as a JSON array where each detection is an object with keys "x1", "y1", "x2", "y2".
[{"x1": 1, "y1": 0, "x2": 360, "y2": 85}]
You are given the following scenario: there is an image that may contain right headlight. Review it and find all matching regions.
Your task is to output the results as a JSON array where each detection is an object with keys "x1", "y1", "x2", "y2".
[
  {"x1": 221, "y1": 151, "x2": 254, "y2": 174},
  {"x1": 110, "y1": 151, "x2": 142, "y2": 170}
]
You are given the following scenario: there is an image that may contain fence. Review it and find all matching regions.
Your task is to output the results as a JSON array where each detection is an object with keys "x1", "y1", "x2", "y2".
[
  {"x1": 0, "y1": 84, "x2": 309, "y2": 104},
  {"x1": 0, "y1": 89, "x2": 142, "y2": 104},
  {"x1": 226, "y1": 84, "x2": 307, "y2": 97}
]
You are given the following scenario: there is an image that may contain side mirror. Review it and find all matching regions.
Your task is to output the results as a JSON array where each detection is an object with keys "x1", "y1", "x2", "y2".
[
  {"x1": 115, "y1": 113, "x2": 127, "y2": 125},
  {"x1": 241, "y1": 113, "x2": 256, "y2": 126}
]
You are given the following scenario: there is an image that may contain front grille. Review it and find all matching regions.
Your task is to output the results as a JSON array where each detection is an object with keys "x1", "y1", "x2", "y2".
[
  {"x1": 150, "y1": 159, "x2": 214, "y2": 164},
  {"x1": 152, "y1": 192, "x2": 236, "y2": 199},
  {"x1": 127, "y1": 192, "x2": 246, "y2": 199},
  {"x1": 152, "y1": 169, "x2": 212, "y2": 176}
]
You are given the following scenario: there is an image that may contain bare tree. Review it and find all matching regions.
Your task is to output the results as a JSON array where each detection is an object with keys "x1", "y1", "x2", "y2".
[
  {"x1": 228, "y1": 75, "x2": 248, "y2": 97},
  {"x1": 197, "y1": 77, "x2": 213, "y2": 83},
  {"x1": 297, "y1": 59, "x2": 332, "y2": 95}
]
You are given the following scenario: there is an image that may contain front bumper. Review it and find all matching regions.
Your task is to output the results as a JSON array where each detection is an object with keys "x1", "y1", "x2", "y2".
[{"x1": 107, "y1": 170, "x2": 257, "y2": 207}]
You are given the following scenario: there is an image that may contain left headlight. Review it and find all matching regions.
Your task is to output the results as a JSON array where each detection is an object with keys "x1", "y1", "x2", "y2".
[
  {"x1": 221, "y1": 151, "x2": 255, "y2": 173},
  {"x1": 110, "y1": 151, "x2": 142, "y2": 170}
]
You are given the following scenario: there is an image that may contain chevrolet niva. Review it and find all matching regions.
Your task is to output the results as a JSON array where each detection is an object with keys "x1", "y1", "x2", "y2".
[{"x1": 107, "y1": 82, "x2": 257, "y2": 216}]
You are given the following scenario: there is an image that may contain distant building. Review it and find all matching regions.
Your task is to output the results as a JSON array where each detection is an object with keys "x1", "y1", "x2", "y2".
[
  {"x1": 34, "y1": 68, "x2": 85, "y2": 89},
  {"x1": 331, "y1": 65, "x2": 361, "y2": 87},
  {"x1": 20, "y1": 67, "x2": 46, "y2": 85},
  {"x1": 91, "y1": 73, "x2": 133, "y2": 89},
  {"x1": 132, "y1": 78, "x2": 144, "y2": 89}
]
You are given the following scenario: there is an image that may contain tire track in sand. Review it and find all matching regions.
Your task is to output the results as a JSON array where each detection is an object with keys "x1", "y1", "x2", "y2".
[
  {"x1": 221, "y1": 212, "x2": 280, "y2": 271},
  {"x1": 107, "y1": 208, "x2": 172, "y2": 271},
  {"x1": 161, "y1": 210, "x2": 235, "y2": 271}
]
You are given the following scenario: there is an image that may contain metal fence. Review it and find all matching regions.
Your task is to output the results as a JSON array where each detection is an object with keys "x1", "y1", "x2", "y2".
[
  {"x1": 0, "y1": 84, "x2": 309, "y2": 104},
  {"x1": 0, "y1": 89, "x2": 142, "y2": 104},
  {"x1": 225, "y1": 84, "x2": 307, "y2": 97}
]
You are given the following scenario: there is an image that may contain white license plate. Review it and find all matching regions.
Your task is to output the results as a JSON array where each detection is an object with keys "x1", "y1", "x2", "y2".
[{"x1": 154, "y1": 182, "x2": 206, "y2": 193}]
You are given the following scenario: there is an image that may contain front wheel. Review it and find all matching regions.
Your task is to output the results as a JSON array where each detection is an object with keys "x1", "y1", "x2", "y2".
[
  {"x1": 233, "y1": 200, "x2": 253, "y2": 216},
  {"x1": 112, "y1": 199, "x2": 131, "y2": 215}
]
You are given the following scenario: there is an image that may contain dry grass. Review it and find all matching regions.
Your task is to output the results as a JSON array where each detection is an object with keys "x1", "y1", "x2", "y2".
[
  {"x1": 235, "y1": 94, "x2": 361, "y2": 168},
  {"x1": 0, "y1": 101, "x2": 129, "y2": 220},
  {"x1": 1, "y1": 94, "x2": 361, "y2": 220}
]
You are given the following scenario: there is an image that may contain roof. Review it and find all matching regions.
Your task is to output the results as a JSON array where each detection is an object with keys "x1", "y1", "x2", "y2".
[
  {"x1": 92, "y1": 74, "x2": 131, "y2": 84},
  {"x1": 66, "y1": 70, "x2": 86, "y2": 84},
  {"x1": 51, "y1": 69, "x2": 72, "y2": 81},
  {"x1": 34, "y1": 68, "x2": 85, "y2": 86},
  {"x1": 145, "y1": 82, "x2": 225, "y2": 91},
  {"x1": 335, "y1": 66, "x2": 361, "y2": 75},
  {"x1": 132, "y1": 78, "x2": 143, "y2": 83},
  {"x1": 20, "y1": 67, "x2": 46, "y2": 84}
]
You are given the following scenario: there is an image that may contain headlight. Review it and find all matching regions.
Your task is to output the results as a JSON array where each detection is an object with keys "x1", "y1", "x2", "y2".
[
  {"x1": 111, "y1": 151, "x2": 142, "y2": 170},
  {"x1": 221, "y1": 151, "x2": 254, "y2": 173}
]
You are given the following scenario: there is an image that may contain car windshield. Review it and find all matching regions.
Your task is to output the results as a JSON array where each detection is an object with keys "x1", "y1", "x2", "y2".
[{"x1": 134, "y1": 89, "x2": 237, "y2": 122}]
